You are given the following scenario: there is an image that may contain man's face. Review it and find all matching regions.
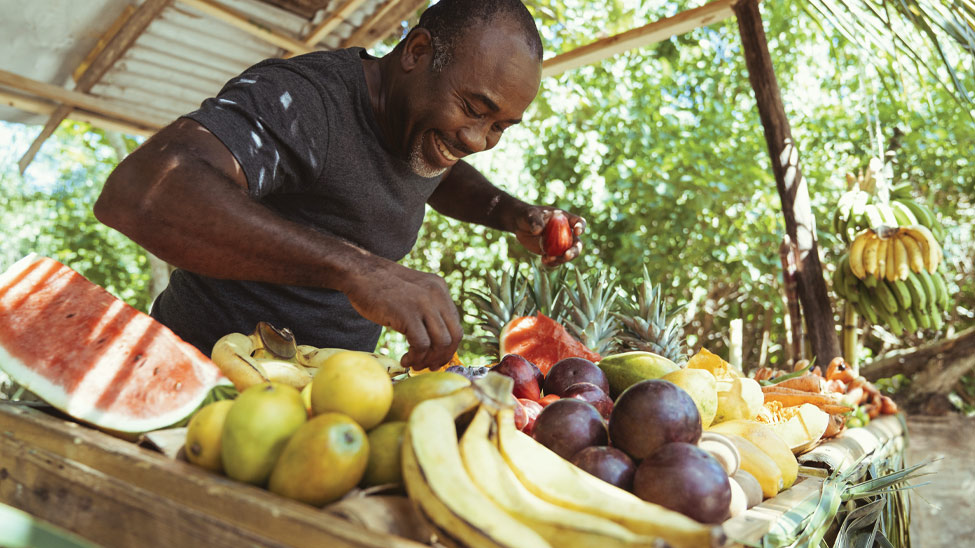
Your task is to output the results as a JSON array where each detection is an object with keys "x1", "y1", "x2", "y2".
[{"x1": 399, "y1": 22, "x2": 541, "y2": 177}]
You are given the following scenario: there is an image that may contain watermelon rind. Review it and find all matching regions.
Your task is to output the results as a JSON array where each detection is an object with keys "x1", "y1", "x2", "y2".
[{"x1": 0, "y1": 254, "x2": 222, "y2": 434}]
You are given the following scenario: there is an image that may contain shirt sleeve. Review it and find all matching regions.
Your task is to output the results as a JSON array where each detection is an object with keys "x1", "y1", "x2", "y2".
[{"x1": 184, "y1": 60, "x2": 329, "y2": 198}]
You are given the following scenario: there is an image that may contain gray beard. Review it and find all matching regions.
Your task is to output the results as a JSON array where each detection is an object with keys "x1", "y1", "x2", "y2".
[{"x1": 408, "y1": 137, "x2": 448, "y2": 178}]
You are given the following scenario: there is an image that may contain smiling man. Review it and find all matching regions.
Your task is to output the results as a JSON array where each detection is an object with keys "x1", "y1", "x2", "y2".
[{"x1": 95, "y1": 0, "x2": 585, "y2": 371}]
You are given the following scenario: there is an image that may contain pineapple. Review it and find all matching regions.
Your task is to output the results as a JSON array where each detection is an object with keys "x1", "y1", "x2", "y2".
[
  {"x1": 561, "y1": 267, "x2": 621, "y2": 356},
  {"x1": 469, "y1": 265, "x2": 531, "y2": 356},
  {"x1": 527, "y1": 261, "x2": 568, "y2": 322},
  {"x1": 613, "y1": 266, "x2": 687, "y2": 364}
]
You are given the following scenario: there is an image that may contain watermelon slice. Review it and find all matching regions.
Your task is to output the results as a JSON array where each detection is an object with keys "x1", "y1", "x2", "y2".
[
  {"x1": 0, "y1": 254, "x2": 222, "y2": 433},
  {"x1": 499, "y1": 313, "x2": 601, "y2": 375}
]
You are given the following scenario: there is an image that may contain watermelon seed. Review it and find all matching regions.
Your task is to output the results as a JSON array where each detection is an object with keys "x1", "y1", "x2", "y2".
[
  {"x1": 65, "y1": 313, "x2": 75, "y2": 318},
  {"x1": 132, "y1": 354, "x2": 143, "y2": 363},
  {"x1": 153, "y1": 368, "x2": 159, "y2": 375},
  {"x1": 175, "y1": 382, "x2": 182, "y2": 391}
]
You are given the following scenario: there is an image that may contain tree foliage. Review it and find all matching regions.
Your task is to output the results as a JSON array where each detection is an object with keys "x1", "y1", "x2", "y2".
[{"x1": 2, "y1": 0, "x2": 972, "y2": 371}]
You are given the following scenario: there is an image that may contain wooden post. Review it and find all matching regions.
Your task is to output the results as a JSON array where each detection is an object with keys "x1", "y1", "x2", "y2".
[{"x1": 734, "y1": 0, "x2": 841, "y2": 364}]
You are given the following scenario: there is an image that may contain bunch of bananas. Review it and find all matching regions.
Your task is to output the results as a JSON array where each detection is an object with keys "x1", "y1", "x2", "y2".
[
  {"x1": 847, "y1": 225, "x2": 942, "y2": 281},
  {"x1": 402, "y1": 373, "x2": 724, "y2": 548},
  {"x1": 834, "y1": 250, "x2": 949, "y2": 336},
  {"x1": 830, "y1": 157, "x2": 952, "y2": 337},
  {"x1": 210, "y1": 321, "x2": 406, "y2": 391}
]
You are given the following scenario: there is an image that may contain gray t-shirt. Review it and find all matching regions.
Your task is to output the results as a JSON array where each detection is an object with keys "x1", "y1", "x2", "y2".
[{"x1": 151, "y1": 48, "x2": 443, "y2": 356}]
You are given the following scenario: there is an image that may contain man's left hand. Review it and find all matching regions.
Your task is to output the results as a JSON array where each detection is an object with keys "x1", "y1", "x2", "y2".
[{"x1": 513, "y1": 206, "x2": 586, "y2": 266}]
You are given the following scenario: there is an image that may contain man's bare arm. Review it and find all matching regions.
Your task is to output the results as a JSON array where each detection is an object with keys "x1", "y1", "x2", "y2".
[
  {"x1": 95, "y1": 118, "x2": 461, "y2": 369},
  {"x1": 427, "y1": 159, "x2": 586, "y2": 265}
]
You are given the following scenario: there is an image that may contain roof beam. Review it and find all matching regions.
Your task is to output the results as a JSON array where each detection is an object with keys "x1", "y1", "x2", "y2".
[
  {"x1": 303, "y1": 0, "x2": 371, "y2": 47},
  {"x1": 342, "y1": 0, "x2": 424, "y2": 49},
  {"x1": 18, "y1": 0, "x2": 171, "y2": 173},
  {"x1": 0, "y1": 90, "x2": 157, "y2": 137},
  {"x1": 176, "y1": 0, "x2": 314, "y2": 55},
  {"x1": 542, "y1": 0, "x2": 739, "y2": 78},
  {"x1": 0, "y1": 68, "x2": 169, "y2": 128}
]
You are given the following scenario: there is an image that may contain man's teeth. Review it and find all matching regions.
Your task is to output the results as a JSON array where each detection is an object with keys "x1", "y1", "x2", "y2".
[{"x1": 436, "y1": 136, "x2": 458, "y2": 161}]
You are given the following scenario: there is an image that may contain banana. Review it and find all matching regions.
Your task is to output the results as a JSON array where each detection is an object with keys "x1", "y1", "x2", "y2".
[
  {"x1": 929, "y1": 270, "x2": 950, "y2": 311},
  {"x1": 900, "y1": 233, "x2": 926, "y2": 273},
  {"x1": 861, "y1": 233, "x2": 880, "y2": 278},
  {"x1": 258, "y1": 359, "x2": 313, "y2": 390},
  {"x1": 863, "y1": 204, "x2": 885, "y2": 230},
  {"x1": 848, "y1": 230, "x2": 872, "y2": 279},
  {"x1": 887, "y1": 313, "x2": 905, "y2": 337},
  {"x1": 459, "y1": 407, "x2": 656, "y2": 548},
  {"x1": 855, "y1": 290, "x2": 881, "y2": 326},
  {"x1": 871, "y1": 279, "x2": 899, "y2": 315},
  {"x1": 904, "y1": 273, "x2": 928, "y2": 311},
  {"x1": 884, "y1": 235, "x2": 898, "y2": 282},
  {"x1": 402, "y1": 387, "x2": 549, "y2": 548},
  {"x1": 888, "y1": 279, "x2": 912, "y2": 311},
  {"x1": 914, "y1": 269, "x2": 936, "y2": 303},
  {"x1": 493, "y1": 408, "x2": 722, "y2": 548},
  {"x1": 890, "y1": 201, "x2": 919, "y2": 226},
  {"x1": 210, "y1": 332, "x2": 269, "y2": 391},
  {"x1": 875, "y1": 202, "x2": 900, "y2": 227},
  {"x1": 903, "y1": 225, "x2": 941, "y2": 271},
  {"x1": 930, "y1": 303, "x2": 945, "y2": 330},
  {"x1": 874, "y1": 238, "x2": 889, "y2": 281},
  {"x1": 911, "y1": 303, "x2": 932, "y2": 330},
  {"x1": 889, "y1": 183, "x2": 914, "y2": 201},
  {"x1": 899, "y1": 199, "x2": 935, "y2": 228},
  {"x1": 892, "y1": 236, "x2": 910, "y2": 280},
  {"x1": 298, "y1": 346, "x2": 408, "y2": 377},
  {"x1": 898, "y1": 308, "x2": 919, "y2": 334}
]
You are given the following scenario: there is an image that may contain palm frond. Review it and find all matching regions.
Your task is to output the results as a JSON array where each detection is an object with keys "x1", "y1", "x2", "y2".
[{"x1": 806, "y1": 0, "x2": 975, "y2": 110}]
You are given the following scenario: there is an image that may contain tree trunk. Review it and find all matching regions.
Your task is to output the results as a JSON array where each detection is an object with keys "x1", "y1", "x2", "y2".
[
  {"x1": 734, "y1": 0, "x2": 841, "y2": 365},
  {"x1": 861, "y1": 327, "x2": 975, "y2": 415}
]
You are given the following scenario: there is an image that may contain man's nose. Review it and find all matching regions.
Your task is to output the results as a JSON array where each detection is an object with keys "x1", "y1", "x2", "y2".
[{"x1": 458, "y1": 122, "x2": 494, "y2": 154}]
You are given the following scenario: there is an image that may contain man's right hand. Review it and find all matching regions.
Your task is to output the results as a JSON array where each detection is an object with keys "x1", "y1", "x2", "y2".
[{"x1": 342, "y1": 261, "x2": 463, "y2": 371}]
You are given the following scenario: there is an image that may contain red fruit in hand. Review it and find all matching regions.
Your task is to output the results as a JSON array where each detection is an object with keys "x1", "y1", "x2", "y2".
[{"x1": 540, "y1": 211, "x2": 573, "y2": 257}]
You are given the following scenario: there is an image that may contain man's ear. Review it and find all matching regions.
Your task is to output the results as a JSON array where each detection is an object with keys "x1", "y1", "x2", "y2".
[{"x1": 400, "y1": 28, "x2": 434, "y2": 72}]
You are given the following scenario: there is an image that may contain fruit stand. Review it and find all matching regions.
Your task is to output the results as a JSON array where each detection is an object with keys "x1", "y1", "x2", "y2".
[
  {"x1": 0, "y1": 0, "x2": 936, "y2": 546},
  {"x1": 0, "y1": 398, "x2": 910, "y2": 547}
]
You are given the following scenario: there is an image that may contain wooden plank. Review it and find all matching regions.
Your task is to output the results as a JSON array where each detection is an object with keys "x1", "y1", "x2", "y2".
[
  {"x1": 0, "y1": 89, "x2": 157, "y2": 136},
  {"x1": 0, "y1": 404, "x2": 426, "y2": 548},
  {"x1": 18, "y1": 0, "x2": 171, "y2": 173},
  {"x1": 541, "y1": 0, "x2": 738, "y2": 78},
  {"x1": 733, "y1": 0, "x2": 841, "y2": 363},
  {"x1": 342, "y1": 0, "x2": 425, "y2": 49},
  {"x1": 723, "y1": 476, "x2": 824, "y2": 543},
  {"x1": 0, "y1": 435, "x2": 290, "y2": 548},
  {"x1": 176, "y1": 0, "x2": 314, "y2": 54},
  {"x1": 73, "y1": 5, "x2": 138, "y2": 83},
  {"x1": 304, "y1": 0, "x2": 371, "y2": 46},
  {"x1": 0, "y1": 69, "x2": 170, "y2": 128}
]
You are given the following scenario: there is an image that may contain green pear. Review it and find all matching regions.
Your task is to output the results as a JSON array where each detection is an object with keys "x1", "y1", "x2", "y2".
[{"x1": 221, "y1": 382, "x2": 307, "y2": 485}]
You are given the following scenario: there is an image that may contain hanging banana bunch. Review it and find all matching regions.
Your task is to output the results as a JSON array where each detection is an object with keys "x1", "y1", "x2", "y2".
[{"x1": 830, "y1": 157, "x2": 952, "y2": 338}]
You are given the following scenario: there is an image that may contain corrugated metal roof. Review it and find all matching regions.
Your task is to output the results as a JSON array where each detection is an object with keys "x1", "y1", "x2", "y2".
[{"x1": 0, "y1": 0, "x2": 415, "y2": 133}]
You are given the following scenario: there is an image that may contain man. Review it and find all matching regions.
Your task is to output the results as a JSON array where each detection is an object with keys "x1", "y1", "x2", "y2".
[{"x1": 95, "y1": 0, "x2": 584, "y2": 371}]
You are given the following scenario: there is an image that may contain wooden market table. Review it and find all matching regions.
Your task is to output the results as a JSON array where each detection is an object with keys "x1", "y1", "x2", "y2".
[{"x1": 0, "y1": 402, "x2": 907, "y2": 548}]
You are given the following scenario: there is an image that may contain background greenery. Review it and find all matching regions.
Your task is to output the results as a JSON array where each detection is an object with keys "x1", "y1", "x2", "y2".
[{"x1": 2, "y1": 0, "x2": 972, "y2": 402}]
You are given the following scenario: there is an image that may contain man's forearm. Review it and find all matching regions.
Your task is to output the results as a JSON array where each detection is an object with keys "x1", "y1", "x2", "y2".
[
  {"x1": 427, "y1": 160, "x2": 527, "y2": 232},
  {"x1": 95, "y1": 132, "x2": 383, "y2": 293}
]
